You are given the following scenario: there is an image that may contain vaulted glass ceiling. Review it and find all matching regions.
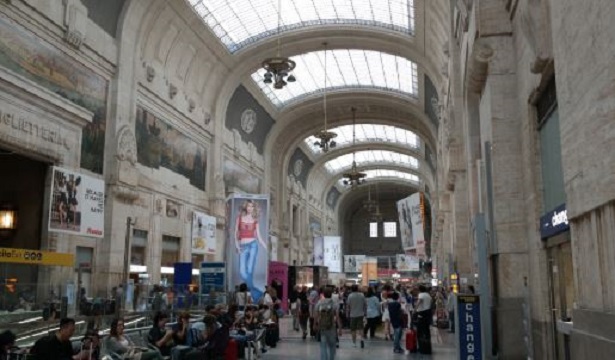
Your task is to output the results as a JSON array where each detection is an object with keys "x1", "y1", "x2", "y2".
[
  {"x1": 304, "y1": 124, "x2": 420, "y2": 155},
  {"x1": 251, "y1": 49, "x2": 418, "y2": 107},
  {"x1": 187, "y1": 0, "x2": 415, "y2": 53},
  {"x1": 325, "y1": 150, "x2": 419, "y2": 173},
  {"x1": 338, "y1": 169, "x2": 419, "y2": 186}
]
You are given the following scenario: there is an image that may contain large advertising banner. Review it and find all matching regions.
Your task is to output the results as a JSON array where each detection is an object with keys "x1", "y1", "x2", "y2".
[
  {"x1": 396, "y1": 254, "x2": 420, "y2": 271},
  {"x1": 268, "y1": 261, "x2": 288, "y2": 312},
  {"x1": 226, "y1": 194, "x2": 270, "y2": 303},
  {"x1": 344, "y1": 255, "x2": 366, "y2": 273},
  {"x1": 323, "y1": 236, "x2": 342, "y2": 273},
  {"x1": 408, "y1": 193, "x2": 426, "y2": 259},
  {"x1": 397, "y1": 196, "x2": 414, "y2": 251},
  {"x1": 48, "y1": 166, "x2": 105, "y2": 238},
  {"x1": 313, "y1": 236, "x2": 324, "y2": 266},
  {"x1": 192, "y1": 211, "x2": 216, "y2": 255}
]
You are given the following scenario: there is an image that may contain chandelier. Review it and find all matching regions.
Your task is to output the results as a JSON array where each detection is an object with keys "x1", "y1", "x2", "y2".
[
  {"x1": 363, "y1": 182, "x2": 378, "y2": 212},
  {"x1": 313, "y1": 42, "x2": 337, "y2": 152},
  {"x1": 261, "y1": 0, "x2": 296, "y2": 89},
  {"x1": 342, "y1": 107, "x2": 366, "y2": 187}
]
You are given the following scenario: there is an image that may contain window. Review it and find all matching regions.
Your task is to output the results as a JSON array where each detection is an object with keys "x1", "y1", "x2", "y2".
[
  {"x1": 305, "y1": 124, "x2": 420, "y2": 154},
  {"x1": 384, "y1": 222, "x2": 397, "y2": 237},
  {"x1": 131, "y1": 229, "x2": 148, "y2": 266},
  {"x1": 325, "y1": 150, "x2": 419, "y2": 173},
  {"x1": 369, "y1": 222, "x2": 378, "y2": 238},
  {"x1": 161, "y1": 235, "x2": 181, "y2": 267}
]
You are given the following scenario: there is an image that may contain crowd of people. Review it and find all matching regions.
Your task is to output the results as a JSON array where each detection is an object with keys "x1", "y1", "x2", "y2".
[{"x1": 288, "y1": 282, "x2": 455, "y2": 359}]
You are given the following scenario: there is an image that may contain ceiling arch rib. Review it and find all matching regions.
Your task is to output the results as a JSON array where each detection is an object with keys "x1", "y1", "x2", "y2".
[
  {"x1": 304, "y1": 123, "x2": 421, "y2": 156},
  {"x1": 187, "y1": 0, "x2": 415, "y2": 54},
  {"x1": 252, "y1": 49, "x2": 419, "y2": 108},
  {"x1": 323, "y1": 150, "x2": 419, "y2": 173}
]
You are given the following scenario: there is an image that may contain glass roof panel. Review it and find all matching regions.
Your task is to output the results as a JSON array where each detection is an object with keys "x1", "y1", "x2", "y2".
[
  {"x1": 324, "y1": 150, "x2": 419, "y2": 173},
  {"x1": 188, "y1": 0, "x2": 415, "y2": 53},
  {"x1": 337, "y1": 169, "x2": 420, "y2": 186},
  {"x1": 304, "y1": 124, "x2": 420, "y2": 154},
  {"x1": 252, "y1": 49, "x2": 418, "y2": 107}
]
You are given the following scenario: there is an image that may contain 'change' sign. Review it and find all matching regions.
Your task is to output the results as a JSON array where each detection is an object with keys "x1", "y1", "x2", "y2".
[{"x1": 458, "y1": 294, "x2": 482, "y2": 360}]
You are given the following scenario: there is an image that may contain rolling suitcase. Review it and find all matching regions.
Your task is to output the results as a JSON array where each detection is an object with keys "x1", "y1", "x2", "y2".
[
  {"x1": 225, "y1": 338, "x2": 238, "y2": 360},
  {"x1": 406, "y1": 329, "x2": 417, "y2": 352}
]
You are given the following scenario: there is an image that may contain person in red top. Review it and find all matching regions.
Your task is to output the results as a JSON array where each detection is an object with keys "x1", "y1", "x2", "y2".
[{"x1": 234, "y1": 200, "x2": 267, "y2": 301}]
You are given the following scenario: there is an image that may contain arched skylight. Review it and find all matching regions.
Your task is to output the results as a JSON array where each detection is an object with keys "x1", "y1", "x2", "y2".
[
  {"x1": 304, "y1": 124, "x2": 420, "y2": 154},
  {"x1": 337, "y1": 169, "x2": 419, "y2": 186},
  {"x1": 251, "y1": 49, "x2": 419, "y2": 107},
  {"x1": 324, "y1": 150, "x2": 418, "y2": 173},
  {"x1": 187, "y1": 0, "x2": 415, "y2": 53}
]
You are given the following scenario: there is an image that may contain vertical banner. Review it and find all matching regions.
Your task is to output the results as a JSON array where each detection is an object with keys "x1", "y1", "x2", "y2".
[
  {"x1": 270, "y1": 235, "x2": 279, "y2": 262},
  {"x1": 323, "y1": 236, "x2": 341, "y2": 272},
  {"x1": 457, "y1": 294, "x2": 482, "y2": 359},
  {"x1": 344, "y1": 255, "x2": 366, "y2": 273},
  {"x1": 268, "y1": 261, "x2": 289, "y2": 312},
  {"x1": 200, "y1": 262, "x2": 226, "y2": 304},
  {"x1": 226, "y1": 194, "x2": 269, "y2": 303},
  {"x1": 174, "y1": 262, "x2": 193, "y2": 308},
  {"x1": 396, "y1": 254, "x2": 420, "y2": 271},
  {"x1": 313, "y1": 236, "x2": 324, "y2": 265},
  {"x1": 397, "y1": 196, "x2": 414, "y2": 252},
  {"x1": 192, "y1": 211, "x2": 217, "y2": 255},
  {"x1": 408, "y1": 193, "x2": 426, "y2": 259},
  {"x1": 49, "y1": 166, "x2": 105, "y2": 237}
]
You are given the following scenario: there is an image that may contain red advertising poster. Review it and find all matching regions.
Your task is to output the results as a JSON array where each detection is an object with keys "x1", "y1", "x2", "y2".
[{"x1": 268, "y1": 261, "x2": 289, "y2": 312}]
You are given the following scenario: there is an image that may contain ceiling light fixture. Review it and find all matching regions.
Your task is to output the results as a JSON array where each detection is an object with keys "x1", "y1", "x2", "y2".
[
  {"x1": 261, "y1": 0, "x2": 296, "y2": 89},
  {"x1": 342, "y1": 107, "x2": 366, "y2": 187},
  {"x1": 313, "y1": 42, "x2": 337, "y2": 152}
]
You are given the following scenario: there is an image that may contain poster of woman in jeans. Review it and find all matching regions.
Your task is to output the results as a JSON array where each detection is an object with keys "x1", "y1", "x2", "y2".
[{"x1": 227, "y1": 194, "x2": 269, "y2": 303}]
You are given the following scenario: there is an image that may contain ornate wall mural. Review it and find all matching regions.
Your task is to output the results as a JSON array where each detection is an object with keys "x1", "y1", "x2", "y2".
[
  {"x1": 309, "y1": 214, "x2": 322, "y2": 233},
  {"x1": 424, "y1": 75, "x2": 439, "y2": 128},
  {"x1": 225, "y1": 85, "x2": 275, "y2": 154},
  {"x1": 223, "y1": 158, "x2": 261, "y2": 194},
  {"x1": 0, "y1": 14, "x2": 108, "y2": 174},
  {"x1": 135, "y1": 106, "x2": 207, "y2": 190},
  {"x1": 326, "y1": 187, "x2": 341, "y2": 209},
  {"x1": 287, "y1": 147, "x2": 314, "y2": 188}
]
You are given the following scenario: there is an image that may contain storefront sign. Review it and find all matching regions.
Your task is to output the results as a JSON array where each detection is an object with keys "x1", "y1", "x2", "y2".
[
  {"x1": 540, "y1": 203, "x2": 569, "y2": 239},
  {"x1": 457, "y1": 294, "x2": 482, "y2": 360},
  {"x1": 0, "y1": 110, "x2": 71, "y2": 149},
  {"x1": 48, "y1": 166, "x2": 105, "y2": 238},
  {"x1": 0, "y1": 247, "x2": 74, "y2": 266}
]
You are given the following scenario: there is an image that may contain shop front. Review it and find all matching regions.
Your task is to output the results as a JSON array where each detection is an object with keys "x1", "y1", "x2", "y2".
[{"x1": 541, "y1": 204, "x2": 573, "y2": 360}]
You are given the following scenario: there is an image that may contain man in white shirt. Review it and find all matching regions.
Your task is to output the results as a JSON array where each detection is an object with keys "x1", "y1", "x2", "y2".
[{"x1": 415, "y1": 285, "x2": 433, "y2": 354}]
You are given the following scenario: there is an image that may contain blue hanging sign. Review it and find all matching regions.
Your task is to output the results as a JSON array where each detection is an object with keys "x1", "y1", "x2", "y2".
[
  {"x1": 200, "y1": 262, "x2": 226, "y2": 295},
  {"x1": 540, "y1": 203, "x2": 569, "y2": 239},
  {"x1": 458, "y1": 294, "x2": 482, "y2": 360}
]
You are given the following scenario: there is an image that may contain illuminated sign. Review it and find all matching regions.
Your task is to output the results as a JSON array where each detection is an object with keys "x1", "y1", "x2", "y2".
[
  {"x1": 457, "y1": 294, "x2": 482, "y2": 360},
  {"x1": 0, "y1": 247, "x2": 74, "y2": 266},
  {"x1": 540, "y1": 203, "x2": 569, "y2": 239}
]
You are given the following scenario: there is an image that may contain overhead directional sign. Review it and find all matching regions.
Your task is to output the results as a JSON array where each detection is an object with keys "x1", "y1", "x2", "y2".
[{"x1": 0, "y1": 247, "x2": 75, "y2": 266}]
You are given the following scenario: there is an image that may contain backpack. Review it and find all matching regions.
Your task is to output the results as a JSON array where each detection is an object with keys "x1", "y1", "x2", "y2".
[{"x1": 318, "y1": 299, "x2": 336, "y2": 330}]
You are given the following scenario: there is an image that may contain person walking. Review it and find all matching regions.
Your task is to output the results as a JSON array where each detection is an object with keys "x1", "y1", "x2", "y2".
[
  {"x1": 363, "y1": 288, "x2": 381, "y2": 339},
  {"x1": 388, "y1": 292, "x2": 404, "y2": 354},
  {"x1": 415, "y1": 285, "x2": 433, "y2": 354},
  {"x1": 290, "y1": 285, "x2": 300, "y2": 331},
  {"x1": 346, "y1": 285, "x2": 366, "y2": 348},
  {"x1": 446, "y1": 287, "x2": 456, "y2": 333},
  {"x1": 315, "y1": 288, "x2": 340, "y2": 360}
]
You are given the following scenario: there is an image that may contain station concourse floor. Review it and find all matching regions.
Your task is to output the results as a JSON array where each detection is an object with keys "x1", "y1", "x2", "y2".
[{"x1": 263, "y1": 317, "x2": 458, "y2": 360}]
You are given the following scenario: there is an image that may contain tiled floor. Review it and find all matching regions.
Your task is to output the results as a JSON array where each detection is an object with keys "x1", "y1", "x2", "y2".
[{"x1": 262, "y1": 317, "x2": 458, "y2": 359}]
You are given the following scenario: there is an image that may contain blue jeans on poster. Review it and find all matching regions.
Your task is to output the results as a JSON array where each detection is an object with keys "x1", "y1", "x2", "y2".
[
  {"x1": 393, "y1": 327, "x2": 403, "y2": 352},
  {"x1": 240, "y1": 241, "x2": 262, "y2": 300}
]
